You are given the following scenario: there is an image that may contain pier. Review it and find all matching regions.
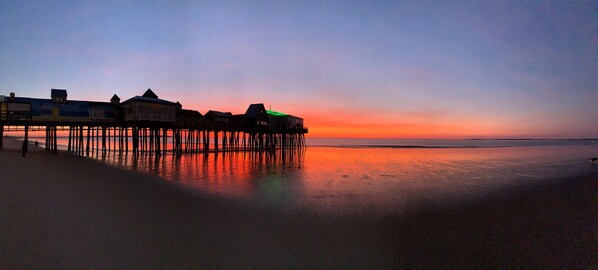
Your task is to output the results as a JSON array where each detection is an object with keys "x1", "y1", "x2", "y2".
[{"x1": 0, "y1": 89, "x2": 307, "y2": 156}]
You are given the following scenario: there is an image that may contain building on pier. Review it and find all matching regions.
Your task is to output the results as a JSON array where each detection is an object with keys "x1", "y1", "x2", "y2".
[
  {"x1": 121, "y1": 89, "x2": 177, "y2": 123},
  {"x1": 177, "y1": 109, "x2": 203, "y2": 127},
  {"x1": 88, "y1": 101, "x2": 116, "y2": 122},
  {"x1": 51, "y1": 89, "x2": 67, "y2": 103},
  {"x1": 0, "y1": 87, "x2": 308, "y2": 153},
  {"x1": 244, "y1": 103, "x2": 269, "y2": 133},
  {"x1": 267, "y1": 109, "x2": 304, "y2": 132},
  {"x1": 204, "y1": 110, "x2": 232, "y2": 130},
  {"x1": 0, "y1": 93, "x2": 32, "y2": 120},
  {"x1": 6, "y1": 89, "x2": 120, "y2": 122}
]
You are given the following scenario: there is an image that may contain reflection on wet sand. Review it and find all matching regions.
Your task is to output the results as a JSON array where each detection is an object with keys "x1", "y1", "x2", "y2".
[
  {"x1": 95, "y1": 144, "x2": 598, "y2": 216},
  {"x1": 101, "y1": 148, "x2": 306, "y2": 200}
]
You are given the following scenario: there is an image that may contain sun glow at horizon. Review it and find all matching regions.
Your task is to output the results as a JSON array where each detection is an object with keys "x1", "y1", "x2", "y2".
[{"x1": 1, "y1": 1, "x2": 597, "y2": 139}]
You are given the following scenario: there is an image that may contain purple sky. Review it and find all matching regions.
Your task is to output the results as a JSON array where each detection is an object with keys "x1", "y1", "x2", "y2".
[{"x1": 1, "y1": 1, "x2": 597, "y2": 138}]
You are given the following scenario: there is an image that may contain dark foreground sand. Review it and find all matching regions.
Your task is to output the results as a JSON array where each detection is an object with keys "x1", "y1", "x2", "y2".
[{"x1": 1, "y1": 138, "x2": 597, "y2": 269}]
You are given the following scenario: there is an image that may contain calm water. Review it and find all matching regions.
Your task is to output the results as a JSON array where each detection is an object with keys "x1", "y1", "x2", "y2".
[
  {"x1": 7, "y1": 131, "x2": 598, "y2": 214},
  {"x1": 83, "y1": 138, "x2": 598, "y2": 215}
]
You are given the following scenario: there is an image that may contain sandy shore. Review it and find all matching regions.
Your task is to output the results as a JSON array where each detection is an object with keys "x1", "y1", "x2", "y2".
[{"x1": 1, "y1": 137, "x2": 597, "y2": 269}]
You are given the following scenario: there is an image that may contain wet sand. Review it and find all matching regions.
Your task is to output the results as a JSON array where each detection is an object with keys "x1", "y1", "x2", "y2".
[{"x1": 1, "y1": 137, "x2": 597, "y2": 269}]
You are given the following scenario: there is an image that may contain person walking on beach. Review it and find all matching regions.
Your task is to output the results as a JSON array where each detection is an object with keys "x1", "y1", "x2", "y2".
[
  {"x1": 35, "y1": 140, "x2": 38, "y2": 147},
  {"x1": 22, "y1": 140, "x2": 27, "y2": 157}
]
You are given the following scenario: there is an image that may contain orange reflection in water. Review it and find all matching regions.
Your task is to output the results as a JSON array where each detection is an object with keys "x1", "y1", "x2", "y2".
[
  {"x1": 299, "y1": 145, "x2": 597, "y2": 213},
  {"x1": 97, "y1": 145, "x2": 597, "y2": 215},
  {"x1": 102, "y1": 149, "x2": 305, "y2": 200}
]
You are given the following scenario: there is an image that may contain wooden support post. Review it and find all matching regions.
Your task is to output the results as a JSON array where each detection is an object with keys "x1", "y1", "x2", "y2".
[
  {"x1": 131, "y1": 127, "x2": 136, "y2": 154},
  {"x1": 214, "y1": 130, "x2": 219, "y2": 152},
  {"x1": 146, "y1": 128, "x2": 149, "y2": 153},
  {"x1": 137, "y1": 127, "x2": 141, "y2": 153},
  {"x1": 112, "y1": 126, "x2": 116, "y2": 152},
  {"x1": 148, "y1": 128, "x2": 151, "y2": 154},
  {"x1": 142, "y1": 128, "x2": 145, "y2": 153},
  {"x1": 190, "y1": 129, "x2": 194, "y2": 152},
  {"x1": 135, "y1": 127, "x2": 141, "y2": 154},
  {"x1": 108, "y1": 127, "x2": 112, "y2": 152},
  {"x1": 178, "y1": 129, "x2": 182, "y2": 155},
  {"x1": 44, "y1": 126, "x2": 48, "y2": 151},
  {"x1": 192, "y1": 130, "x2": 196, "y2": 152},
  {"x1": 77, "y1": 126, "x2": 81, "y2": 153},
  {"x1": 181, "y1": 129, "x2": 184, "y2": 154},
  {"x1": 203, "y1": 130, "x2": 208, "y2": 152},
  {"x1": 102, "y1": 127, "x2": 106, "y2": 154},
  {"x1": 172, "y1": 129, "x2": 176, "y2": 155},
  {"x1": 78, "y1": 126, "x2": 83, "y2": 154},
  {"x1": 121, "y1": 127, "x2": 125, "y2": 153},
  {"x1": 76, "y1": 126, "x2": 80, "y2": 152},
  {"x1": 187, "y1": 129, "x2": 193, "y2": 152},
  {"x1": 162, "y1": 128, "x2": 167, "y2": 155},
  {"x1": 90, "y1": 127, "x2": 95, "y2": 154},
  {"x1": 148, "y1": 128, "x2": 152, "y2": 154},
  {"x1": 53, "y1": 126, "x2": 57, "y2": 154},
  {"x1": 135, "y1": 127, "x2": 138, "y2": 154},
  {"x1": 198, "y1": 130, "x2": 202, "y2": 152},
  {"x1": 190, "y1": 129, "x2": 193, "y2": 152},
  {"x1": 184, "y1": 129, "x2": 189, "y2": 152},
  {"x1": 222, "y1": 131, "x2": 227, "y2": 152},
  {"x1": 110, "y1": 127, "x2": 113, "y2": 153},
  {"x1": 123, "y1": 127, "x2": 126, "y2": 153},
  {"x1": 144, "y1": 127, "x2": 147, "y2": 154},
  {"x1": 72, "y1": 127, "x2": 76, "y2": 153},
  {"x1": 207, "y1": 130, "x2": 210, "y2": 152},
  {"x1": 24, "y1": 125, "x2": 29, "y2": 153},
  {"x1": 125, "y1": 127, "x2": 129, "y2": 154},
  {"x1": 95, "y1": 127, "x2": 99, "y2": 153},
  {"x1": 72, "y1": 127, "x2": 79, "y2": 153},
  {"x1": 67, "y1": 127, "x2": 72, "y2": 151},
  {"x1": 86, "y1": 126, "x2": 90, "y2": 156},
  {"x1": 158, "y1": 128, "x2": 162, "y2": 154},
  {"x1": 233, "y1": 131, "x2": 236, "y2": 150},
  {"x1": 50, "y1": 126, "x2": 53, "y2": 151},
  {"x1": 72, "y1": 127, "x2": 75, "y2": 153},
  {"x1": 78, "y1": 126, "x2": 82, "y2": 153},
  {"x1": 119, "y1": 127, "x2": 122, "y2": 153},
  {"x1": 155, "y1": 128, "x2": 160, "y2": 156},
  {"x1": 46, "y1": 126, "x2": 50, "y2": 151},
  {"x1": 75, "y1": 126, "x2": 79, "y2": 154},
  {"x1": 50, "y1": 126, "x2": 53, "y2": 152},
  {"x1": 172, "y1": 129, "x2": 177, "y2": 154}
]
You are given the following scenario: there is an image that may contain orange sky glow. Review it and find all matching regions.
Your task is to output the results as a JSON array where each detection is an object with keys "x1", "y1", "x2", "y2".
[{"x1": 2, "y1": 1, "x2": 598, "y2": 139}]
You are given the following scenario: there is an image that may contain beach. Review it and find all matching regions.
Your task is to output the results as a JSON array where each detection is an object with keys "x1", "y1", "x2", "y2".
[{"x1": 1, "y1": 137, "x2": 597, "y2": 269}]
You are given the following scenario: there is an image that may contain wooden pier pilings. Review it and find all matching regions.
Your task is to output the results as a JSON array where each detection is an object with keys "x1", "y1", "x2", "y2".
[{"x1": 0, "y1": 120, "x2": 306, "y2": 158}]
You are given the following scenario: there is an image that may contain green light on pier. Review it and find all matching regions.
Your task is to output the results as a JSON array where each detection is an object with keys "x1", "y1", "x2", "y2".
[{"x1": 266, "y1": 110, "x2": 288, "y2": 117}]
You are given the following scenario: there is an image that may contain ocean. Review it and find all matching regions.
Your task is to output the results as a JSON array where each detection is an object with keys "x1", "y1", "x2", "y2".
[
  {"x1": 6, "y1": 131, "x2": 598, "y2": 215},
  {"x1": 81, "y1": 137, "x2": 598, "y2": 216}
]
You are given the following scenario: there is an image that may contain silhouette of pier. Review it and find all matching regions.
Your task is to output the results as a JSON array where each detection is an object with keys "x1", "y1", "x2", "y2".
[{"x1": 0, "y1": 89, "x2": 307, "y2": 156}]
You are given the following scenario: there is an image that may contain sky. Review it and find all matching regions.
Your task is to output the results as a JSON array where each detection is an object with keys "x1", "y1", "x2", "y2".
[{"x1": 1, "y1": 0, "x2": 597, "y2": 138}]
